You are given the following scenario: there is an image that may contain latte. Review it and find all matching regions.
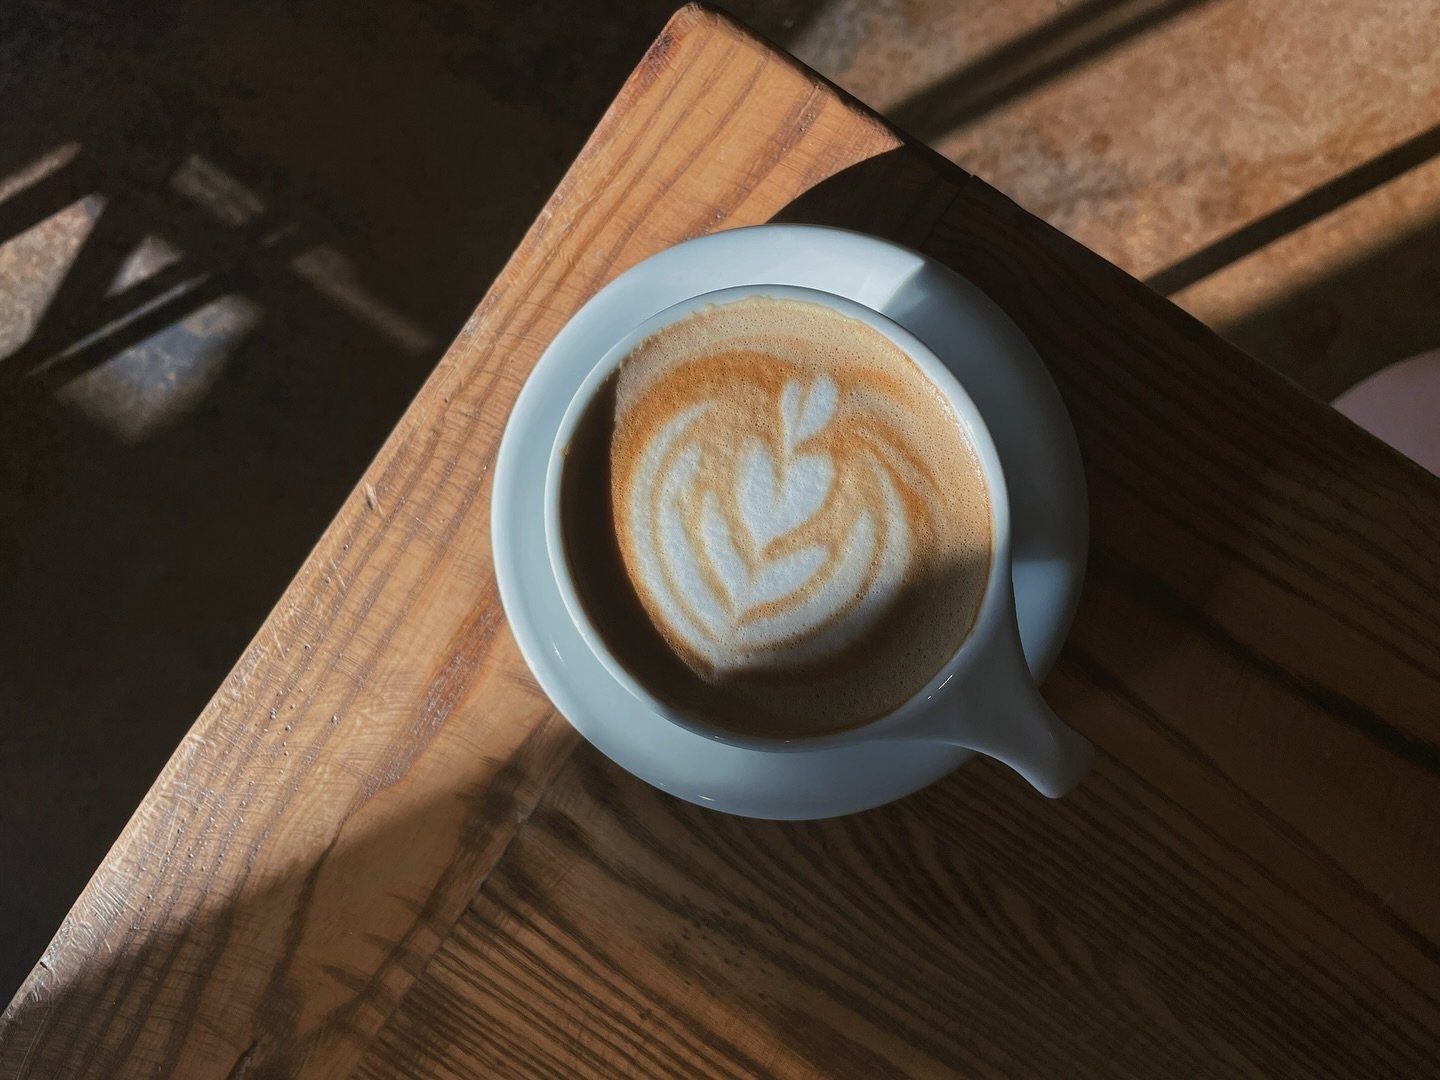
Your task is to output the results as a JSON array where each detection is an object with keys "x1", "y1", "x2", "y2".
[{"x1": 561, "y1": 295, "x2": 992, "y2": 739}]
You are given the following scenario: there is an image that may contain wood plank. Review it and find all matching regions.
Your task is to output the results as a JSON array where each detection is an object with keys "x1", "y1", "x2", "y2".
[
  {"x1": 926, "y1": 180, "x2": 1440, "y2": 948},
  {"x1": 0, "y1": 6, "x2": 943, "y2": 1078},
  {"x1": 357, "y1": 738, "x2": 1440, "y2": 1079},
  {"x1": 351, "y1": 27, "x2": 1440, "y2": 1080}
]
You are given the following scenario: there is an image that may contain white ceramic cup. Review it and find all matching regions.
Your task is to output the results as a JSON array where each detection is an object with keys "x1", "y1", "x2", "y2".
[{"x1": 542, "y1": 284, "x2": 1093, "y2": 798}]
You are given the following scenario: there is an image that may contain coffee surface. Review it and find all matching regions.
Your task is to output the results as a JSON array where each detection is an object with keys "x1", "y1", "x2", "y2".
[{"x1": 563, "y1": 296, "x2": 991, "y2": 738}]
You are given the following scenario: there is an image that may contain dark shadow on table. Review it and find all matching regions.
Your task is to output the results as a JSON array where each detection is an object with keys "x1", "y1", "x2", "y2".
[
  {"x1": 505, "y1": 148, "x2": 1440, "y2": 1074},
  {"x1": 0, "y1": 769, "x2": 552, "y2": 1078},
  {"x1": 775, "y1": 147, "x2": 1440, "y2": 764},
  {"x1": 368, "y1": 739, "x2": 1434, "y2": 1077},
  {"x1": 1, "y1": 704, "x2": 1429, "y2": 1077},
  {"x1": 0, "y1": 0, "x2": 826, "y2": 997}
]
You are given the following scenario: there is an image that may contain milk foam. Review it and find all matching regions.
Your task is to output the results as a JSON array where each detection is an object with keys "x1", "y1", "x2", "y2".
[
  {"x1": 626, "y1": 375, "x2": 910, "y2": 672},
  {"x1": 608, "y1": 296, "x2": 991, "y2": 716}
]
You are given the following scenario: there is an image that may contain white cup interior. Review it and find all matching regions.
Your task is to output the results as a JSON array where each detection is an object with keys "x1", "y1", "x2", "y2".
[{"x1": 542, "y1": 283, "x2": 1015, "y2": 751}]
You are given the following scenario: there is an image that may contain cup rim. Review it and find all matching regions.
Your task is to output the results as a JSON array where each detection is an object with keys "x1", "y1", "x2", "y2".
[{"x1": 542, "y1": 283, "x2": 1014, "y2": 751}]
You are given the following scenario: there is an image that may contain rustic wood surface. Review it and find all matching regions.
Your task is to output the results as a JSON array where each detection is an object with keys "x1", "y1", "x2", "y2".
[{"x1": 5, "y1": 5, "x2": 1439, "y2": 1077}]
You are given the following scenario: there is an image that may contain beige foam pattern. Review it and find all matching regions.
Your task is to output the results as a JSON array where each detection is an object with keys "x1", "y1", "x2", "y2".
[{"x1": 608, "y1": 295, "x2": 992, "y2": 734}]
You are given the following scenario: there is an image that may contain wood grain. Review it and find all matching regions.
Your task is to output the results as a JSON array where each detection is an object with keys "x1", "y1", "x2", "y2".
[
  {"x1": 354, "y1": 160, "x2": 1440, "y2": 1077},
  {"x1": 355, "y1": 744, "x2": 1440, "y2": 1079},
  {"x1": 4, "y1": 4, "x2": 1439, "y2": 1078}
]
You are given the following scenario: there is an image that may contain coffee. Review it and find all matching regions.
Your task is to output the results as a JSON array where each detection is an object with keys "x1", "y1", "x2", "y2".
[{"x1": 561, "y1": 296, "x2": 991, "y2": 739}]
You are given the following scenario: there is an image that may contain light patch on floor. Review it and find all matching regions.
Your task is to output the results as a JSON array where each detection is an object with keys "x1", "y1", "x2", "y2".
[
  {"x1": 56, "y1": 293, "x2": 263, "y2": 443},
  {"x1": 0, "y1": 193, "x2": 103, "y2": 362},
  {"x1": 290, "y1": 244, "x2": 433, "y2": 354},
  {"x1": 107, "y1": 234, "x2": 186, "y2": 297},
  {"x1": 169, "y1": 153, "x2": 267, "y2": 228},
  {"x1": 0, "y1": 143, "x2": 81, "y2": 202}
]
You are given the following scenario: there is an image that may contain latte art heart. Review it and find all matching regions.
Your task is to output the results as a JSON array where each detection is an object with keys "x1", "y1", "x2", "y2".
[
  {"x1": 606, "y1": 297, "x2": 991, "y2": 709},
  {"x1": 627, "y1": 375, "x2": 913, "y2": 673}
]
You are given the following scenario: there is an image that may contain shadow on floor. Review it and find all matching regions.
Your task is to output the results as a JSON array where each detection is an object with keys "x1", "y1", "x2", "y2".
[
  {"x1": 0, "y1": 0, "x2": 823, "y2": 996},
  {"x1": 886, "y1": 0, "x2": 1220, "y2": 142},
  {"x1": 1146, "y1": 122, "x2": 1440, "y2": 298}
]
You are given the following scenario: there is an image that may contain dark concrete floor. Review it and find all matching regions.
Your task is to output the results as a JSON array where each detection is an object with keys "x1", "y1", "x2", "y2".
[
  {"x1": 0, "y1": 0, "x2": 821, "y2": 996},
  {"x1": 4, "y1": 0, "x2": 1438, "y2": 999}
]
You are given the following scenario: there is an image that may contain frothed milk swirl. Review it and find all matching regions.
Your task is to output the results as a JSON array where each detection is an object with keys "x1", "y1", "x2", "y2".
[{"x1": 569, "y1": 296, "x2": 991, "y2": 738}]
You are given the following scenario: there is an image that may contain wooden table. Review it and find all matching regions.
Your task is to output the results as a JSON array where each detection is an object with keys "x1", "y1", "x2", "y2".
[{"x1": 5, "y1": 6, "x2": 1439, "y2": 1077}]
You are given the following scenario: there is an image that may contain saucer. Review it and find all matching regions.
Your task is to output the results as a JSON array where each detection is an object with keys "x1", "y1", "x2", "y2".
[{"x1": 491, "y1": 224, "x2": 1087, "y2": 820}]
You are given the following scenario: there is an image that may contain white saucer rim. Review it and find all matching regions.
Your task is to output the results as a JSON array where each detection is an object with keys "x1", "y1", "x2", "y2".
[{"x1": 491, "y1": 223, "x2": 1086, "y2": 819}]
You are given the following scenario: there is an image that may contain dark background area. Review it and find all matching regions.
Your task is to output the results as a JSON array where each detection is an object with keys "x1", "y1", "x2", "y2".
[{"x1": 0, "y1": 0, "x2": 819, "y2": 993}]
